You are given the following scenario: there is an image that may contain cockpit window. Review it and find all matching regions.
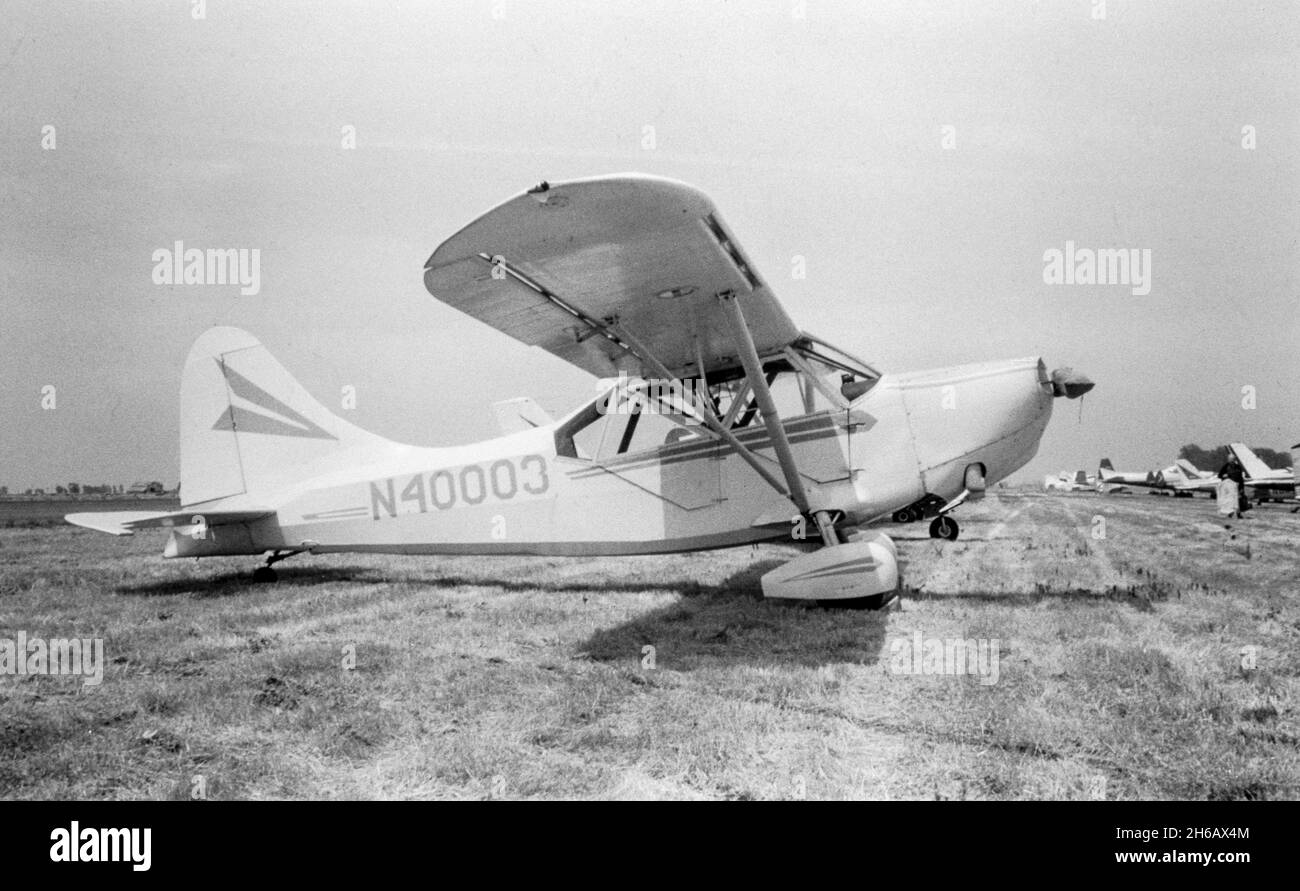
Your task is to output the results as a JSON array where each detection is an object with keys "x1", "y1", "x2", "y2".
[
  {"x1": 555, "y1": 385, "x2": 704, "y2": 462},
  {"x1": 554, "y1": 336, "x2": 879, "y2": 461}
]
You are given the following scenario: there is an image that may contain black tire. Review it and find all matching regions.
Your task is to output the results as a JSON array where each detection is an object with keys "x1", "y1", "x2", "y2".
[
  {"x1": 929, "y1": 516, "x2": 959, "y2": 541},
  {"x1": 252, "y1": 566, "x2": 278, "y2": 584}
]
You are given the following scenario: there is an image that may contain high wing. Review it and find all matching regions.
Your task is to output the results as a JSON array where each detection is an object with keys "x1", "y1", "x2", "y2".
[{"x1": 423, "y1": 174, "x2": 802, "y2": 380}]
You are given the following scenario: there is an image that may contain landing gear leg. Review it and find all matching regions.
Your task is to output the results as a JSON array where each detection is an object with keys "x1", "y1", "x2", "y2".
[
  {"x1": 813, "y1": 510, "x2": 841, "y2": 546},
  {"x1": 252, "y1": 550, "x2": 297, "y2": 583},
  {"x1": 927, "y1": 487, "x2": 972, "y2": 541}
]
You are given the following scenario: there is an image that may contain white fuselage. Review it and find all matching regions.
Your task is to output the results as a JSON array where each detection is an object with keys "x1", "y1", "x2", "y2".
[{"x1": 167, "y1": 357, "x2": 1054, "y2": 558}]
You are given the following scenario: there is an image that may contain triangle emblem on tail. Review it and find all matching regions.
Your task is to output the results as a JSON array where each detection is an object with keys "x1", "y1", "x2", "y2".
[{"x1": 211, "y1": 361, "x2": 336, "y2": 440}]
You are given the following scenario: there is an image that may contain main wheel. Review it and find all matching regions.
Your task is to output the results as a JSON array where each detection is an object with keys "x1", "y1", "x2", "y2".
[
  {"x1": 929, "y1": 516, "x2": 959, "y2": 541},
  {"x1": 252, "y1": 566, "x2": 278, "y2": 584}
]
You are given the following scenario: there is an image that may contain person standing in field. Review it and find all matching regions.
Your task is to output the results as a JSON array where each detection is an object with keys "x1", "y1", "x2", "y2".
[{"x1": 1217, "y1": 455, "x2": 1248, "y2": 519}]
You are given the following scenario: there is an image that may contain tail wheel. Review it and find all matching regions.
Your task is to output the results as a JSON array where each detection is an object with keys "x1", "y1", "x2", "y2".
[{"x1": 929, "y1": 516, "x2": 959, "y2": 541}]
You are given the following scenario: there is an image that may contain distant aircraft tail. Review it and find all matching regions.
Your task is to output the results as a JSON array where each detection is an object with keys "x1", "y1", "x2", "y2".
[
  {"x1": 1176, "y1": 458, "x2": 1205, "y2": 478},
  {"x1": 180, "y1": 327, "x2": 392, "y2": 507},
  {"x1": 1099, "y1": 458, "x2": 1114, "y2": 472},
  {"x1": 1228, "y1": 442, "x2": 1273, "y2": 481}
]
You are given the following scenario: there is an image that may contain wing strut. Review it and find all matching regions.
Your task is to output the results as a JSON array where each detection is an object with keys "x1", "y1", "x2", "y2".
[
  {"x1": 475, "y1": 254, "x2": 633, "y2": 358},
  {"x1": 607, "y1": 321, "x2": 794, "y2": 502},
  {"x1": 718, "y1": 291, "x2": 841, "y2": 545},
  {"x1": 470, "y1": 252, "x2": 821, "y2": 523}
]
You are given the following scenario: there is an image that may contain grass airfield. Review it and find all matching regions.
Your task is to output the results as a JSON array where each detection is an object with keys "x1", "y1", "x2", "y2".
[{"x1": 1, "y1": 492, "x2": 1297, "y2": 800}]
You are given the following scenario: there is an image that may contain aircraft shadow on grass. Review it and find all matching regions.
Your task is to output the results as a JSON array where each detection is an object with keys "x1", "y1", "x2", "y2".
[
  {"x1": 115, "y1": 566, "x2": 388, "y2": 598},
  {"x1": 116, "y1": 558, "x2": 891, "y2": 667},
  {"x1": 575, "y1": 558, "x2": 892, "y2": 670}
]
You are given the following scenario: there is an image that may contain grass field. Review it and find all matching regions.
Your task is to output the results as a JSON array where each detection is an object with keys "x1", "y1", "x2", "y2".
[{"x1": 1, "y1": 493, "x2": 1297, "y2": 800}]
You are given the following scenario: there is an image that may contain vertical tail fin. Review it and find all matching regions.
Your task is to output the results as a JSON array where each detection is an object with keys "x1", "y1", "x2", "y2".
[
  {"x1": 180, "y1": 327, "x2": 388, "y2": 507},
  {"x1": 1099, "y1": 458, "x2": 1114, "y2": 471},
  {"x1": 1228, "y1": 442, "x2": 1273, "y2": 480}
]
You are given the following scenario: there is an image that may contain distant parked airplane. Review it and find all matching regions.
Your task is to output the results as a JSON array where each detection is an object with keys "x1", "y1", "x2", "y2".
[
  {"x1": 1171, "y1": 459, "x2": 1220, "y2": 497},
  {"x1": 1098, "y1": 458, "x2": 1164, "y2": 489},
  {"x1": 1043, "y1": 470, "x2": 1103, "y2": 492},
  {"x1": 1228, "y1": 443, "x2": 1296, "y2": 503},
  {"x1": 1098, "y1": 458, "x2": 1207, "y2": 496}
]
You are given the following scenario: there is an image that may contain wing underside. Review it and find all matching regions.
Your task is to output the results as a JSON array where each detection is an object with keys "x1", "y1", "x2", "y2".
[{"x1": 423, "y1": 174, "x2": 802, "y2": 380}]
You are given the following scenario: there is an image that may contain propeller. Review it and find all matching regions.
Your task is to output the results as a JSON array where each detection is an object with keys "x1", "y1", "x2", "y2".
[{"x1": 1050, "y1": 367, "x2": 1094, "y2": 399}]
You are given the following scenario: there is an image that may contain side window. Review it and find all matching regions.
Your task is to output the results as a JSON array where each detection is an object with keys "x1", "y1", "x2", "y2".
[
  {"x1": 553, "y1": 388, "x2": 703, "y2": 461},
  {"x1": 618, "y1": 405, "x2": 704, "y2": 455},
  {"x1": 554, "y1": 398, "x2": 606, "y2": 460},
  {"x1": 570, "y1": 414, "x2": 607, "y2": 460}
]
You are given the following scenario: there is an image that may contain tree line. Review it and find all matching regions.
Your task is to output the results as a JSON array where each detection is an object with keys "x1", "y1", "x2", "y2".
[{"x1": 1178, "y1": 444, "x2": 1293, "y2": 471}]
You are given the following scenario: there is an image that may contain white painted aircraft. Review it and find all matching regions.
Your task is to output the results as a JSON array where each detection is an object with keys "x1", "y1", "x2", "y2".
[
  {"x1": 67, "y1": 175, "x2": 1092, "y2": 607},
  {"x1": 1171, "y1": 459, "x2": 1219, "y2": 497},
  {"x1": 1097, "y1": 458, "x2": 1166, "y2": 490},
  {"x1": 1228, "y1": 443, "x2": 1296, "y2": 502},
  {"x1": 1043, "y1": 470, "x2": 1098, "y2": 492},
  {"x1": 1097, "y1": 458, "x2": 1209, "y2": 496}
]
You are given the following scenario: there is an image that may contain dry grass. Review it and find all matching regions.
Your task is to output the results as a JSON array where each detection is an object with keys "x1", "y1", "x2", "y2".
[{"x1": 1, "y1": 493, "x2": 1297, "y2": 799}]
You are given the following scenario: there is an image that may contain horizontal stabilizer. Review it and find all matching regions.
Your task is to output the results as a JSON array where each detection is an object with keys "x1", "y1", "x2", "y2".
[{"x1": 66, "y1": 510, "x2": 274, "y2": 536}]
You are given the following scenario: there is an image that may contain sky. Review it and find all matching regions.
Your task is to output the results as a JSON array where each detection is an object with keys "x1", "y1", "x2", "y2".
[{"x1": 1, "y1": 0, "x2": 1297, "y2": 491}]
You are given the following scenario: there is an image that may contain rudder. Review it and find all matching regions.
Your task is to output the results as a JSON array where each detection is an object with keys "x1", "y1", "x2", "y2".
[
  {"x1": 180, "y1": 327, "x2": 384, "y2": 507},
  {"x1": 1229, "y1": 443, "x2": 1273, "y2": 480}
]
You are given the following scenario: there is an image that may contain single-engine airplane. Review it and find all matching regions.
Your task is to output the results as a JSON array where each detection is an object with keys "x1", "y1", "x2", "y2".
[
  {"x1": 68, "y1": 175, "x2": 1092, "y2": 607},
  {"x1": 1171, "y1": 459, "x2": 1220, "y2": 497},
  {"x1": 1098, "y1": 458, "x2": 1163, "y2": 490},
  {"x1": 1043, "y1": 470, "x2": 1100, "y2": 493},
  {"x1": 1228, "y1": 442, "x2": 1297, "y2": 503},
  {"x1": 1097, "y1": 458, "x2": 1210, "y2": 496}
]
